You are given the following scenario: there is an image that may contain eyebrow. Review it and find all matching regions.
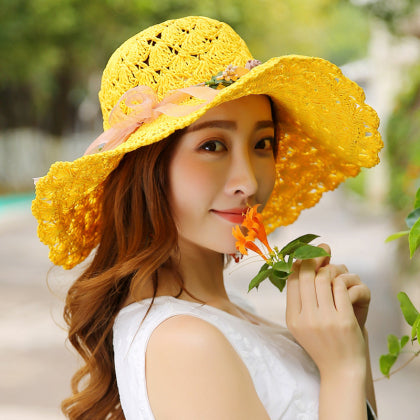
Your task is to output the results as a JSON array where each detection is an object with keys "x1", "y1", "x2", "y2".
[
  {"x1": 255, "y1": 120, "x2": 275, "y2": 130},
  {"x1": 185, "y1": 119, "x2": 274, "y2": 133}
]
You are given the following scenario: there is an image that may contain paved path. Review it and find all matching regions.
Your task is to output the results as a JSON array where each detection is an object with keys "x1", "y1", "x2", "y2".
[{"x1": 0, "y1": 188, "x2": 418, "y2": 419}]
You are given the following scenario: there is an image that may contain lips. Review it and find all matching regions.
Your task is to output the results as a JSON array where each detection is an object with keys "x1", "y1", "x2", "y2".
[{"x1": 211, "y1": 208, "x2": 248, "y2": 224}]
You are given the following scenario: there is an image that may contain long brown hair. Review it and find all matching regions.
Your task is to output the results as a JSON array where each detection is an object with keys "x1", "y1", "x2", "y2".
[{"x1": 61, "y1": 130, "x2": 185, "y2": 419}]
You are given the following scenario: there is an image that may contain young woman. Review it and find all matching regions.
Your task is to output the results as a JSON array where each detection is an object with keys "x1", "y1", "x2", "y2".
[{"x1": 32, "y1": 16, "x2": 382, "y2": 420}]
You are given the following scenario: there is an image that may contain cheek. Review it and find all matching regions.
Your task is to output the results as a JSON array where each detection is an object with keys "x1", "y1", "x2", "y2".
[
  {"x1": 169, "y1": 156, "x2": 216, "y2": 218},
  {"x1": 258, "y1": 158, "x2": 277, "y2": 202}
]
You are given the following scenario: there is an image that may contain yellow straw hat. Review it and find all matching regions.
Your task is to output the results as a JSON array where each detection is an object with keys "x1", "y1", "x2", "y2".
[{"x1": 32, "y1": 16, "x2": 383, "y2": 269}]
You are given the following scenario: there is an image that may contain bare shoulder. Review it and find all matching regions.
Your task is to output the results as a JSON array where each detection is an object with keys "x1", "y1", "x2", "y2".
[
  {"x1": 148, "y1": 314, "x2": 227, "y2": 349},
  {"x1": 146, "y1": 315, "x2": 270, "y2": 420}
]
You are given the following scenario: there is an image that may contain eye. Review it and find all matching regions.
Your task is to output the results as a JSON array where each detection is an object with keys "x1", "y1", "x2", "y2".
[
  {"x1": 199, "y1": 140, "x2": 227, "y2": 152},
  {"x1": 255, "y1": 137, "x2": 274, "y2": 151}
]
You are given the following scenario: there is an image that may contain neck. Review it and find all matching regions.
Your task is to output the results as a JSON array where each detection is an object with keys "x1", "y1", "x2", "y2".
[
  {"x1": 128, "y1": 239, "x2": 231, "y2": 306},
  {"x1": 174, "y1": 238, "x2": 228, "y2": 303}
]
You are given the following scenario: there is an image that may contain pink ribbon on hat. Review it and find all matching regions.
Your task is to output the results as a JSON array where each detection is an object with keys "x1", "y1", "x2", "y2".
[{"x1": 83, "y1": 85, "x2": 219, "y2": 156}]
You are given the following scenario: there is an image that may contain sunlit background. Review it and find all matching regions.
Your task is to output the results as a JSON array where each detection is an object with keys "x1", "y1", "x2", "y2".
[{"x1": 1, "y1": 0, "x2": 419, "y2": 419}]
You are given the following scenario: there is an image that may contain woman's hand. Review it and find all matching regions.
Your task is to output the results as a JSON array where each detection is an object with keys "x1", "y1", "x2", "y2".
[
  {"x1": 285, "y1": 244, "x2": 375, "y2": 420},
  {"x1": 285, "y1": 244, "x2": 367, "y2": 377}
]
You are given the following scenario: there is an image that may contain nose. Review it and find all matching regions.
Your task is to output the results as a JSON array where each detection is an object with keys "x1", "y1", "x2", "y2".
[{"x1": 224, "y1": 149, "x2": 258, "y2": 198}]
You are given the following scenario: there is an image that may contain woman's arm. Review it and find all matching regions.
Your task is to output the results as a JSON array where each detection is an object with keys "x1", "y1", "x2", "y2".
[
  {"x1": 286, "y1": 246, "x2": 371, "y2": 420},
  {"x1": 319, "y1": 364, "x2": 367, "y2": 420},
  {"x1": 336, "y1": 272, "x2": 377, "y2": 415},
  {"x1": 364, "y1": 328, "x2": 377, "y2": 416}
]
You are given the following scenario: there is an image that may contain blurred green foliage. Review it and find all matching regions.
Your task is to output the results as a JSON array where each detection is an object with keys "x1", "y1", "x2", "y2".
[
  {"x1": 0, "y1": 0, "x2": 370, "y2": 136},
  {"x1": 348, "y1": 0, "x2": 420, "y2": 35},
  {"x1": 386, "y1": 63, "x2": 420, "y2": 210}
]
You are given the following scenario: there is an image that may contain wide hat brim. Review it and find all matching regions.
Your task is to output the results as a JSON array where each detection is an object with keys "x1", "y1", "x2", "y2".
[{"x1": 32, "y1": 55, "x2": 382, "y2": 269}]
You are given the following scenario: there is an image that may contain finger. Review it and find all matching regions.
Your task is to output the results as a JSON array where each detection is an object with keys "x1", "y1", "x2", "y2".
[
  {"x1": 314, "y1": 266, "x2": 335, "y2": 308},
  {"x1": 312, "y1": 243, "x2": 331, "y2": 271},
  {"x1": 332, "y1": 277, "x2": 354, "y2": 313},
  {"x1": 299, "y1": 258, "x2": 318, "y2": 309},
  {"x1": 337, "y1": 274, "x2": 370, "y2": 306},
  {"x1": 286, "y1": 262, "x2": 302, "y2": 319},
  {"x1": 336, "y1": 272, "x2": 361, "y2": 288},
  {"x1": 326, "y1": 264, "x2": 348, "y2": 278}
]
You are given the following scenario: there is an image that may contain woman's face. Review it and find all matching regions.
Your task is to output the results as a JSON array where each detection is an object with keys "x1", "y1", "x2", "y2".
[{"x1": 169, "y1": 94, "x2": 276, "y2": 255}]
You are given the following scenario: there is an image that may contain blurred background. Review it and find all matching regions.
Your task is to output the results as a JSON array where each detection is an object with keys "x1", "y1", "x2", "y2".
[{"x1": 1, "y1": 0, "x2": 419, "y2": 418}]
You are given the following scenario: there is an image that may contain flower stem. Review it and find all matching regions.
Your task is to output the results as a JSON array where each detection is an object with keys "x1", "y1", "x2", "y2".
[{"x1": 374, "y1": 350, "x2": 420, "y2": 381}]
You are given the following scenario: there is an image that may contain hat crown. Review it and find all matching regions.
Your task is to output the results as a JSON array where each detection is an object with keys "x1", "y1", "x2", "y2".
[{"x1": 99, "y1": 16, "x2": 253, "y2": 129}]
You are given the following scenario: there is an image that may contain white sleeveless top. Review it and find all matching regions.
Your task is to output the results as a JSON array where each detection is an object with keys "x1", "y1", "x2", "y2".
[{"x1": 113, "y1": 296, "x2": 320, "y2": 420}]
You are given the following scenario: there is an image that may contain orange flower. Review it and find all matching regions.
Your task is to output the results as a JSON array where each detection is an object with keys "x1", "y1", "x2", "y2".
[
  {"x1": 232, "y1": 204, "x2": 274, "y2": 262},
  {"x1": 232, "y1": 225, "x2": 268, "y2": 261},
  {"x1": 241, "y1": 205, "x2": 273, "y2": 254}
]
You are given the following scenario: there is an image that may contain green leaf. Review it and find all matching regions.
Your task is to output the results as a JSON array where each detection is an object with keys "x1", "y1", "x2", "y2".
[
  {"x1": 387, "y1": 334, "x2": 400, "y2": 355},
  {"x1": 279, "y1": 234, "x2": 320, "y2": 256},
  {"x1": 411, "y1": 316, "x2": 420, "y2": 341},
  {"x1": 397, "y1": 292, "x2": 419, "y2": 326},
  {"x1": 379, "y1": 353, "x2": 397, "y2": 376},
  {"x1": 417, "y1": 317, "x2": 420, "y2": 343},
  {"x1": 268, "y1": 272, "x2": 287, "y2": 292},
  {"x1": 273, "y1": 270, "x2": 290, "y2": 279},
  {"x1": 273, "y1": 260, "x2": 291, "y2": 274},
  {"x1": 414, "y1": 187, "x2": 420, "y2": 209},
  {"x1": 400, "y1": 335, "x2": 410, "y2": 349},
  {"x1": 248, "y1": 269, "x2": 271, "y2": 292},
  {"x1": 293, "y1": 244, "x2": 330, "y2": 260},
  {"x1": 286, "y1": 255, "x2": 294, "y2": 270},
  {"x1": 409, "y1": 217, "x2": 420, "y2": 258},
  {"x1": 385, "y1": 231, "x2": 409, "y2": 242},
  {"x1": 258, "y1": 263, "x2": 269, "y2": 273},
  {"x1": 406, "y1": 207, "x2": 420, "y2": 229}
]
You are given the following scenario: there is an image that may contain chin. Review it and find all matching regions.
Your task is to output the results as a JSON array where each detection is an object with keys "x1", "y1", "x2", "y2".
[
  {"x1": 200, "y1": 237, "x2": 238, "y2": 256},
  {"x1": 212, "y1": 240, "x2": 238, "y2": 256}
]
